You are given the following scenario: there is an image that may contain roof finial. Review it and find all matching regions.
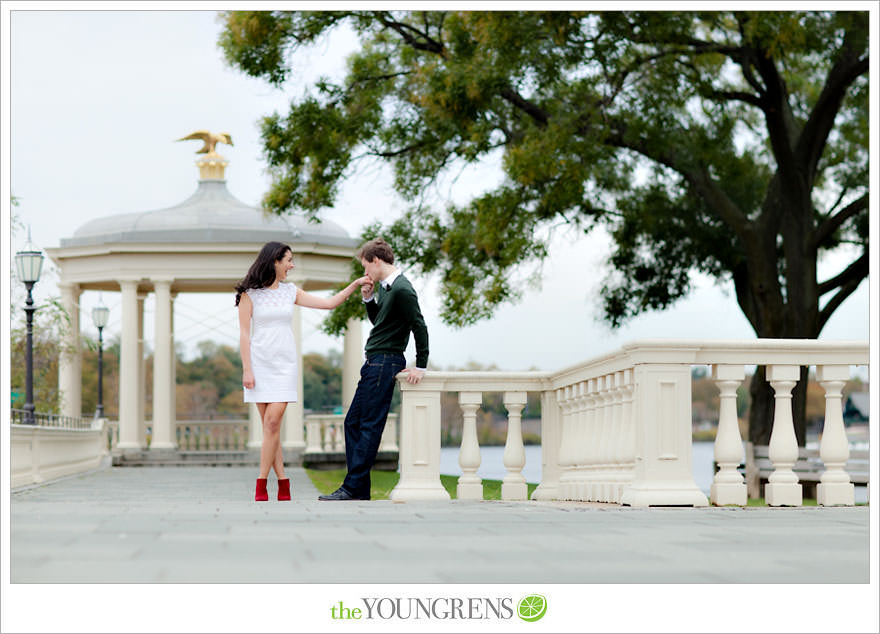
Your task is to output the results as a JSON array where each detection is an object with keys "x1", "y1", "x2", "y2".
[
  {"x1": 176, "y1": 130, "x2": 232, "y2": 181},
  {"x1": 177, "y1": 130, "x2": 233, "y2": 155}
]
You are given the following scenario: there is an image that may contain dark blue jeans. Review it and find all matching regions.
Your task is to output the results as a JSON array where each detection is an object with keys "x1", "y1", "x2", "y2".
[{"x1": 341, "y1": 353, "x2": 406, "y2": 498}]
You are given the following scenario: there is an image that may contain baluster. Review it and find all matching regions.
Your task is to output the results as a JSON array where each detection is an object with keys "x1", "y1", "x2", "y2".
[
  {"x1": 619, "y1": 370, "x2": 635, "y2": 498},
  {"x1": 597, "y1": 375, "x2": 613, "y2": 502},
  {"x1": 765, "y1": 365, "x2": 803, "y2": 506},
  {"x1": 572, "y1": 382, "x2": 591, "y2": 501},
  {"x1": 710, "y1": 364, "x2": 747, "y2": 506},
  {"x1": 816, "y1": 365, "x2": 855, "y2": 506},
  {"x1": 557, "y1": 386, "x2": 576, "y2": 500},
  {"x1": 501, "y1": 392, "x2": 528, "y2": 501},
  {"x1": 457, "y1": 392, "x2": 483, "y2": 500},
  {"x1": 334, "y1": 419, "x2": 345, "y2": 451},
  {"x1": 610, "y1": 371, "x2": 627, "y2": 503},
  {"x1": 322, "y1": 418, "x2": 334, "y2": 452},
  {"x1": 584, "y1": 378, "x2": 600, "y2": 501},
  {"x1": 305, "y1": 418, "x2": 322, "y2": 453}
]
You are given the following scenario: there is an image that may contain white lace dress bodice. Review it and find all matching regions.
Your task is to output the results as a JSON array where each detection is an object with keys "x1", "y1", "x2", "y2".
[{"x1": 243, "y1": 283, "x2": 298, "y2": 403}]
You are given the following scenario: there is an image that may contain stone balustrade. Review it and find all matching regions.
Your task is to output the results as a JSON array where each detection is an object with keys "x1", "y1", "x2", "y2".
[
  {"x1": 17, "y1": 339, "x2": 867, "y2": 505},
  {"x1": 390, "y1": 339, "x2": 869, "y2": 507},
  {"x1": 11, "y1": 417, "x2": 108, "y2": 488},
  {"x1": 303, "y1": 413, "x2": 399, "y2": 455},
  {"x1": 103, "y1": 414, "x2": 399, "y2": 456}
]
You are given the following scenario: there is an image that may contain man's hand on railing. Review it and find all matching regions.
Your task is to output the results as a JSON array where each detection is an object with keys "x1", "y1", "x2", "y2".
[{"x1": 401, "y1": 367, "x2": 425, "y2": 384}]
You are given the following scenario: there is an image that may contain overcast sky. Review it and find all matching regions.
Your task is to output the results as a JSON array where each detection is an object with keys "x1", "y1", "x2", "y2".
[{"x1": 5, "y1": 8, "x2": 872, "y2": 372}]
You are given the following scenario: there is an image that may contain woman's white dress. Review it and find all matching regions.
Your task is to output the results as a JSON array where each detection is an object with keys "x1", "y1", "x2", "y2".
[{"x1": 243, "y1": 283, "x2": 298, "y2": 403}]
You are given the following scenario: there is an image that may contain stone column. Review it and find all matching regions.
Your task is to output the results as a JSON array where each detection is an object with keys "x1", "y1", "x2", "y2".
[
  {"x1": 531, "y1": 388, "x2": 561, "y2": 501},
  {"x1": 170, "y1": 292, "x2": 178, "y2": 444},
  {"x1": 137, "y1": 292, "x2": 147, "y2": 448},
  {"x1": 150, "y1": 279, "x2": 176, "y2": 449},
  {"x1": 248, "y1": 403, "x2": 263, "y2": 449},
  {"x1": 116, "y1": 280, "x2": 141, "y2": 450},
  {"x1": 57, "y1": 282, "x2": 81, "y2": 419},
  {"x1": 282, "y1": 302, "x2": 305, "y2": 450},
  {"x1": 619, "y1": 364, "x2": 708, "y2": 507},
  {"x1": 390, "y1": 378, "x2": 450, "y2": 501},
  {"x1": 342, "y1": 317, "x2": 362, "y2": 413}
]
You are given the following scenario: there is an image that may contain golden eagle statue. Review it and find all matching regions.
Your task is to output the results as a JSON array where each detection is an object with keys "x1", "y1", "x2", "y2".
[{"x1": 176, "y1": 130, "x2": 234, "y2": 154}]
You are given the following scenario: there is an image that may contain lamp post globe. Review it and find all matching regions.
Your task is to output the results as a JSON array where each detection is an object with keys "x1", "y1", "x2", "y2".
[
  {"x1": 91, "y1": 303, "x2": 110, "y2": 419},
  {"x1": 14, "y1": 229, "x2": 44, "y2": 425}
]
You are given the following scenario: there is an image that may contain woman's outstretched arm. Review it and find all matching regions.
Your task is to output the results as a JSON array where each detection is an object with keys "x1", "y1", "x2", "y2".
[
  {"x1": 295, "y1": 276, "x2": 370, "y2": 310},
  {"x1": 238, "y1": 293, "x2": 255, "y2": 389}
]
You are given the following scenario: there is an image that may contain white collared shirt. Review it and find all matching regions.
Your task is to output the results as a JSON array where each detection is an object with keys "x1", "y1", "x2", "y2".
[{"x1": 380, "y1": 268, "x2": 401, "y2": 290}]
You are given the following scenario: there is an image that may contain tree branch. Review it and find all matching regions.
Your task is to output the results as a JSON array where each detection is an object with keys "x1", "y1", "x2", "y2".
[
  {"x1": 376, "y1": 11, "x2": 446, "y2": 56},
  {"x1": 605, "y1": 123, "x2": 751, "y2": 239},
  {"x1": 817, "y1": 251, "x2": 868, "y2": 296},
  {"x1": 813, "y1": 193, "x2": 867, "y2": 249},
  {"x1": 364, "y1": 140, "x2": 430, "y2": 158},
  {"x1": 818, "y1": 253, "x2": 868, "y2": 332},
  {"x1": 797, "y1": 53, "x2": 868, "y2": 187},
  {"x1": 751, "y1": 47, "x2": 798, "y2": 180},
  {"x1": 500, "y1": 87, "x2": 549, "y2": 127},
  {"x1": 706, "y1": 89, "x2": 763, "y2": 108}
]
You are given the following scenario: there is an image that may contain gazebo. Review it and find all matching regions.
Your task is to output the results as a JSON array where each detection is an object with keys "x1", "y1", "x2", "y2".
[{"x1": 44, "y1": 144, "x2": 364, "y2": 457}]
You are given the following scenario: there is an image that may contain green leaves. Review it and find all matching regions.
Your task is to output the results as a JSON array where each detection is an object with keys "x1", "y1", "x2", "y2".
[{"x1": 219, "y1": 10, "x2": 868, "y2": 337}]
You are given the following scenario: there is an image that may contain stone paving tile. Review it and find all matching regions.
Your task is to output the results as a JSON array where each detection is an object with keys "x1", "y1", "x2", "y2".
[{"x1": 9, "y1": 466, "x2": 871, "y2": 584}]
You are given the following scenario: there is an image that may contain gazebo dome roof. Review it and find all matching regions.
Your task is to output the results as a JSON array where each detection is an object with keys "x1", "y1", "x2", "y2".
[{"x1": 62, "y1": 158, "x2": 357, "y2": 249}]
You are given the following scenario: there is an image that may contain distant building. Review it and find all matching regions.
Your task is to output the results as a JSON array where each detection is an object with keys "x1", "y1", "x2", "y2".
[{"x1": 844, "y1": 392, "x2": 869, "y2": 425}]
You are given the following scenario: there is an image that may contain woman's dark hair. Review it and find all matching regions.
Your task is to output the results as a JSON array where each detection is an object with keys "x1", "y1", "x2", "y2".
[{"x1": 234, "y1": 241, "x2": 292, "y2": 306}]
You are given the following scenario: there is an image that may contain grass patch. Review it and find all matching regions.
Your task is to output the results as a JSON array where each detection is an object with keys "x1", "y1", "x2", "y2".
[
  {"x1": 305, "y1": 468, "x2": 538, "y2": 501},
  {"x1": 745, "y1": 497, "x2": 818, "y2": 507}
]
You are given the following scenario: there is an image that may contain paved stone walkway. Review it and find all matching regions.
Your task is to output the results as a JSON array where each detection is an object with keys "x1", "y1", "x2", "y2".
[{"x1": 10, "y1": 466, "x2": 869, "y2": 583}]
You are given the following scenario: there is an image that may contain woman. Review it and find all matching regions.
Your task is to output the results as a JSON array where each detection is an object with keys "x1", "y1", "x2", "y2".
[{"x1": 235, "y1": 241, "x2": 368, "y2": 501}]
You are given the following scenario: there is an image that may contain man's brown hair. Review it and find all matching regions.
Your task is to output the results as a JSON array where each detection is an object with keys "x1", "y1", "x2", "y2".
[{"x1": 357, "y1": 237, "x2": 395, "y2": 264}]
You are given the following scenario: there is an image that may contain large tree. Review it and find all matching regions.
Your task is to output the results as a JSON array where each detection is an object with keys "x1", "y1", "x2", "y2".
[{"x1": 219, "y1": 11, "x2": 869, "y2": 445}]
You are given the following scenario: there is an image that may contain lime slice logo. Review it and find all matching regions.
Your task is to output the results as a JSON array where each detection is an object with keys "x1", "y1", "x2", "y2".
[{"x1": 517, "y1": 595, "x2": 547, "y2": 622}]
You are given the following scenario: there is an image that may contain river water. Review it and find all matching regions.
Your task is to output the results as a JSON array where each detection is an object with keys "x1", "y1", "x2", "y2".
[{"x1": 438, "y1": 441, "x2": 868, "y2": 502}]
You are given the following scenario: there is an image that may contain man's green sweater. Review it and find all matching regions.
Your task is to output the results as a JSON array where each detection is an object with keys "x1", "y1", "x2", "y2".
[{"x1": 364, "y1": 273, "x2": 429, "y2": 368}]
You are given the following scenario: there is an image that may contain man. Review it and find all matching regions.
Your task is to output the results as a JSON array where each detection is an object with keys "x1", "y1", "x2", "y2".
[{"x1": 318, "y1": 237, "x2": 428, "y2": 501}]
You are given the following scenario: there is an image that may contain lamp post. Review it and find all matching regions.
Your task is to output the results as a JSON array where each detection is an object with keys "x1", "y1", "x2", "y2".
[
  {"x1": 14, "y1": 229, "x2": 44, "y2": 425},
  {"x1": 91, "y1": 301, "x2": 110, "y2": 418}
]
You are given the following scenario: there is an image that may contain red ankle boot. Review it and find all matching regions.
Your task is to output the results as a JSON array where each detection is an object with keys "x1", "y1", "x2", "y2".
[
  {"x1": 278, "y1": 478, "x2": 292, "y2": 501},
  {"x1": 255, "y1": 478, "x2": 269, "y2": 501}
]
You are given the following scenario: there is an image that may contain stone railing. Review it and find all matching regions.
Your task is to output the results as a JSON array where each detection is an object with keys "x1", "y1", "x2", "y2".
[
  {"x1": 10, "y1": 409, "x2": 94, "y2": 429},
  {"x1": 304, "y1": 413, "x2": 399, "y2": 454},
  {"x1": 390, "y1": 339, "x2": 869, "y2": 507},
  {"x1": 173, "y1": 420, "x2": 249, "y2": 451},
  {"x1": 104, "y1": 416, "x2": 399, "y2": 454},
  {"x1": 11, "y1": 413, "x2": 108, "y2": 488},
  {"x1": 106, "y1": 420, "x2": 250, "y2": 451}
]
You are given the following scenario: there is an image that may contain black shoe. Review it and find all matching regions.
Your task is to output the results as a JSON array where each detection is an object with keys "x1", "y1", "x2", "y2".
[{"x1": 318, "y1": 488, "x2": 369, "y2": 501}]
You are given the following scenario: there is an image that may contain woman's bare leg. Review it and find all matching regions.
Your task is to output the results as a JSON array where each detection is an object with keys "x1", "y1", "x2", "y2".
[
  {"x1": 273, "y1": 441, "x2": 286, "y2": 479},
  {"x1": 258, "y1": 402, "x2": 287, "y2": 479}
]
